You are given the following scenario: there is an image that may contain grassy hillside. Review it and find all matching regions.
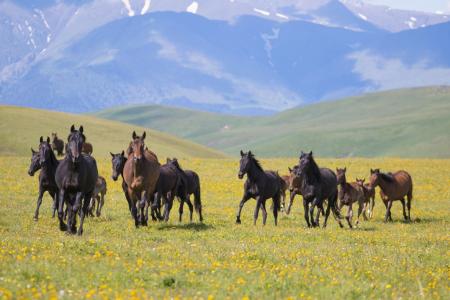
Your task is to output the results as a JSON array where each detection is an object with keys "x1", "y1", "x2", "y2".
[
  {"x1": 96, "y1": 87, "x2": 450, "y2": 158},
  {"x1": 0, "y1": 106, "x2": 226, "y2": 159}
]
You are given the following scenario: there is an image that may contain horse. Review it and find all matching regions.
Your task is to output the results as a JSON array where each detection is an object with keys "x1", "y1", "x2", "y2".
[
  {"x1": 153, "y1": 160, "x2": 183, "y2": 222},
  {"x1": 286, "y1": 166, "x2": 302, "y2": 215},
  {"x1": 336, "y1": 168, "x2": 368, "y2": 228},
  {"x1": 123, "y1": 131, "x2": 160, "y2": 227},
  {"x1": 110, "y1": 151, "x2": 133, "y2": 215},
  {"x1": 88, "y1": 176, "x2": 107, "y2": 217},
  {"x1": 55, "y1": 125, "x2": 98, "y2": 235},
  {"x1": 166, "y1": 158, "x2": 203, "y2": 222},
  {"x1": 51, "y1": 132, "x2": 64, "y2": 156},
  {"x1": 28, "y1": 137, "x2": 59, "y2": 220},
  {"x1": 368, "y1": 169, "x2": 413, "y2": 222},
  {"x1": 356, "y1": 178, "x2": 376, "y2": 219},
  {"x1": 82, "y1": 142, "x2": 93, "y2": 155},
  {"x1": 235, "y1": 150, "x2": 282, "y2": 226},
  {"x1": 296, "y1": 151, "x2": 343, "y2": 228}
]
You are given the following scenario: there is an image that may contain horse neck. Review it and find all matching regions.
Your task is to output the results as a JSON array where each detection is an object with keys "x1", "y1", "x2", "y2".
[
  {"x1": 246, "y1": 160, "x2": 264, "y2": 183},
  {"x1": 377, "y1": 177, "x2": 393, "y2": 193}
]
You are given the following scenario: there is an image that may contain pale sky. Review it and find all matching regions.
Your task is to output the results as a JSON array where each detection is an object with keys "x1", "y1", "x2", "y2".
[{"x1": 365, "y1": 0, "x2": 450, "y2": 13}]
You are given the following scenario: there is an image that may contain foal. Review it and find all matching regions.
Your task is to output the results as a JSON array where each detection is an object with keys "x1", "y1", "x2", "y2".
[{"x1": 336, "y1": 168, "x2": 367, "y2": 228}]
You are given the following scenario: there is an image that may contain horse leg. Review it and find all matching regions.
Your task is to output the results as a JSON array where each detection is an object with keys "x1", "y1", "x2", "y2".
[
  {"x1": 286, "y1": 191, "x2": 296, "y2": 215},
  {"x1": 356, "y1": 201, "x2": 364, "y2": 226},
  {"x1": 97, "y1": 193, "x2": 104, "y2": 217},
  {"x1": 88, "y1": 196, "x2": 95, "y2": 217},
  {"x1": 407, "y1": 189, "x2": 412, "y2": 221},
  {"x1": 272, "y1": 194, "x2": 280, "y2": 226},
  {"x1": 122, "y1": 181, "x2": 132, "y2": 216},
  {"x1": 140, "y1": 191, "x2": 148, "y2": 226},
  {"x1": 309, "y1": 198, "x2": 319, "y2": 227},
  {"x1": 303, "y1": 198, "x2": 311, "y2": 228},
  {"x1": 77, "y1": 193, "x2": 90, "y2": 236},
  {"x1": 184, "y1": 196, "x2": 194, "y2": 223},
  {"x1": 129, "y1": 190, "x2": 139, "y2": 228},
  {"x1": 236, "y1": 194, "x2": 251, "y2": 224},
  {"x1": 261, "y1": 200, "x2": 268, "y2": 226},
  {"x1": 34, "y1": 187, "x2": 44, "y2": 221},
  {"x1": 385, "y1": 200, "x2": 393, "y2": 222},
  {"x1": 362, "y1": 200, "x2": 368, "y2": 221},
  {"x1": 253, "y1": 197, "x2": 262, "y2": 226},
  {"x1": 178, "y1": 197, "x2": 184, "y2": 223},
  {"x1": 57, "y1": 189, "x2": 67, "y2": 231},
  {"x1": 51, "y1": 190, "x2": 57, "y2": 218},
  {"x1": 315, "y1": 202, "x2": 324, "y2": 227},
  {"x1": 400, "y1": 199, "x2": 407, "y2": 221},
  {"x1": 369, "y1": 196, "x2": 375, "y2": 219},
  {"x1": 346, "y1": 205, "x2": 353, "y2": 229}
]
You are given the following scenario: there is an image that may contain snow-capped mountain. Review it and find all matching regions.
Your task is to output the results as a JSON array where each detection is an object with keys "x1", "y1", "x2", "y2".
[{"x1": 0, "y1": 0, "x2": 449, "y2": 114}]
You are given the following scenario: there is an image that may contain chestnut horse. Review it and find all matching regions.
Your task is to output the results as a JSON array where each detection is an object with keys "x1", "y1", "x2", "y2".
[
  {"x1": 123, "y1": 131, "x2": 160, "y2": 227},
  {"x1": 336, "y1": 168, "x2": 367, "y2": 228},
  {"x1": 368, "y1": 169, "x2": 413, "y2": 222}
]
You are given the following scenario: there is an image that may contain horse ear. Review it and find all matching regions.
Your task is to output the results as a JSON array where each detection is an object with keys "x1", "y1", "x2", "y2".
[
  {"x1": 309, "y1": 151, "x2": 313, "y2": 157},
  {"x1": 142, "y1": 131, "x2": 146, "y2": 140},
  {"x1": 248, "y1": 150, "x2": 252, "y2": 156},
  {"x1": 46, "y1": 136, "x2": 50, "y2": 143},
  {"x1": 370, "y1": 168, "x2": 374, "y2": 174},
  {"x1": 240, "y1": 150, "x2": 244, "y2": 157},
  {"x1": 361, "y1": 178, "x2": 365, "y2": 183},
  {"x1": 79, "y1": 126, "x2": 84, "y2": 133},
  {"x1": 343, "y1": 167, "x2": 346, "y2": 172},
  {"x1": 121, "y1": 150, "x2": 125, "y2": 156},
  {"x1": 110, "y1": 152, "x2": 114, "y2": 157},
  {"x1": 70, "y1": 125, "x2": 75, "y2": 132},
  {"x1": 31, "y1": 148, "x2": 36, "y2": 154},
  {"x1": 288, "y1": 167, "x2": 292, "y2": 172},
  {"x1": 40, "y1": 136, "x2": 43, "y2": 143},
  {"x1": 132, "y1": 131, "x2": 137, "y2": 139},
  {"x1": 166, "y1": 157, "x2": 170, "y2": 163}
]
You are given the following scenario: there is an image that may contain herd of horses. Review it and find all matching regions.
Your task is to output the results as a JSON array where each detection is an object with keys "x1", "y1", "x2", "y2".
[{"x1": 28, "y1": 125, "x2": 414, "y2": 235}]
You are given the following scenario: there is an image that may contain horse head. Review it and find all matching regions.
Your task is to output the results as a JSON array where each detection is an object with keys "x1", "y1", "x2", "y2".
[
  {"x1": 67, "y1": 125, "x2": 86, "y2": 163},
  {"x1": 131, "y1": 131, "x2": 146, "y2": 161},
  {"x1": 110, "y1": 150, "x2": 126, "y2": 181},
  {"x1": 368, "y1": 168, "x2": 381, "y2": 189},
  {"x1": 39, "y1": 136, "x2": 52, "y2": 164},
  {"x1": 288, "y1": 165, "x2": 301, "y2": 192},
  {"x1": 238, "y1": 150, "x2": 254, "y2": 179},
  {"x1": 28, "y1": 148, "x2": 41, "y2": 176},
  {"x1": 336, "y1": 167, "x2": 347, "y2": 185}
]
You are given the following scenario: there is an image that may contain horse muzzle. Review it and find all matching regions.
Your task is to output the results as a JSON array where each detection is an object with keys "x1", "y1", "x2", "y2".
[
  {"x1": 238, "y1": 172, "x2": 244, "y2": 179},
  {"x1": 28, "y1": 170, "x2": 34, "y2": 176},
  {"x1": 112, "y1": 174, "x2": 119, "y2": 181}
]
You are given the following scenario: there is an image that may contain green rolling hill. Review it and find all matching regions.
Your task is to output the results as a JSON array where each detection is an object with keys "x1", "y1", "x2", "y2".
[
  {"x1": 0, "y1": 106, "x2": 226, "y2": 159},
  {"x1": 96, "y1": 87, "x2": 450, "y2": 158}
]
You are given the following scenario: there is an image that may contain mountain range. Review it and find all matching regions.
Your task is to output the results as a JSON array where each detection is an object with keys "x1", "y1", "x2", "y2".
[{"x1": 1, "y1": 0, "x2": 450, "y2": 114}]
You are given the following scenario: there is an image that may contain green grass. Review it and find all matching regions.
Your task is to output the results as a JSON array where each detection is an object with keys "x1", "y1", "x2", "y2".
[
  {"x1": 0, "y1": 105, "x2": 226, "y2": 159},
  {"x1": 96, "y1": 86, "x2": 450, "y2": 158},
  {"x1": 0, "y1": 157, "x2": 449, "y2": 298}
]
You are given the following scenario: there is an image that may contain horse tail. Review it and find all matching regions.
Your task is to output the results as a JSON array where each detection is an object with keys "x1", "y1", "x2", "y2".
[{"x1": 193, "y1": 173, "x2": 202, "y2": 213}]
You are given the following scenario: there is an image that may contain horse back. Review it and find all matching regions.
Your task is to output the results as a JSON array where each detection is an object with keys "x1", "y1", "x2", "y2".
[{"x1": 319, "y1": 168, "x2": 337, "y2": 197}]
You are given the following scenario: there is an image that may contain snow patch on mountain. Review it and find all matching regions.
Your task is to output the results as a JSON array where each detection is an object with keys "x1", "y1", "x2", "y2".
[
  {"x1": 187, "y1": 2, "x2": 198, "y2": 14},
  {"x1": 254, "y1": 8, "x2": 270, "y2": 16},
  {"x1": 121, "y1": 0, "x2": 135, "y2": 17}
]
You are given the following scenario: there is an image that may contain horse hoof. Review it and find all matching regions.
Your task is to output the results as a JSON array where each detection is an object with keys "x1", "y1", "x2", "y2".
[
  {"x1": 235, "y1": 219, "x2": 241, "y2": 224},
  {"x1": 33, "y1": 216, "x2": 38, "y2": 221},
  {"x1": 59, "y1": 224, "x2": 68, "y2": 231}
]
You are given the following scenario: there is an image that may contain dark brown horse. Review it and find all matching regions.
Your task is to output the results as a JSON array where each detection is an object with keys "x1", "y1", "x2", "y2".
[
  {"x1": 51, "y1": 132, "x2": 64, "y2": 156},
  {"x1": 123, "y1": 131, "x2": 160, "y2": 227},
  {"x1": 336, "y1": 168, "x2": 367, "y2": 228},
  {"x1": 153, "y1": 161, "x2": 183, "y2": 222},
  {"x1": 28, "y1": 137, "x2": 59, "y2": 220},
  {"x1": 368, "y1": 169, "x2": 413, "y2": 222},
  {"x1": 236, "y1": 151, "x2": 282, "y2": 226}
]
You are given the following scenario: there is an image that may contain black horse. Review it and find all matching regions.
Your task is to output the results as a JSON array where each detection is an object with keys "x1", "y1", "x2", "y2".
[
  {"x1": 236, "y1": 150, "x2": 282, "y2": 226},
  {"x1": 55, "y1": 125, "x2": 98, "y2": 235},
  {"x1": 167, "y1": 158, "x2": 203, "y2": 222},
  {"x1": 296, "y1": 151, "x2": 343, "y2": 228},
  {"x1": 110, "y1": 151, "x2": 133, "y2": 215},
  {"x1": 33, "y1": 137, "x2": 60, "y2": 220}
]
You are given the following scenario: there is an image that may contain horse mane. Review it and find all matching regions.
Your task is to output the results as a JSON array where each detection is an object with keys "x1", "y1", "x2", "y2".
[
  {"x1": 48, "y1": 143, "x2": 58, "y2": 165},
  {"x1": 380, "y1": 172, "x2": 395, "y2": 183},
  {"x1": 250, "y1": 155, "x2": 264, "y2": 172},
  {"x1": 170, "y1": 159, "x2": 184, "y2": 173},
  {"x1": 305, "y1": 156, "x2": 321, "y2": 181}
]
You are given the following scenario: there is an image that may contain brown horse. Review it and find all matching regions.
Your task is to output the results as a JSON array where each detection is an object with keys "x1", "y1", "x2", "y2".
[
  {"x1": 336, "y1": 168, "x2": 367, "y2": 228},
  {"x1": 88, "y1": 176, "x2": 107, "y2": 217},
  {"x1": 123, "y1": 131, "x2": 160, "y2": 227},
  {"x1": 51, "y1": 132, "x2": 64, "y2": 156},
  {"x1": 356, "y1": 178, "x2": 376, "y2": 219},
  {"x1": 286, "y1": 166, "x2": 302, "y2": 215},
  {"x1": 368, "y1": 169, "x2": 413, "y2": 222},
  {"x1": 82, "y1": 142, "x2": 93, "y2": 155}
]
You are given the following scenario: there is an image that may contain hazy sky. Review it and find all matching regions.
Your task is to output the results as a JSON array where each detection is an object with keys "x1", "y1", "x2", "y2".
[{"x1": 365, "y1": 0, "x2": 450, "y2": 13}]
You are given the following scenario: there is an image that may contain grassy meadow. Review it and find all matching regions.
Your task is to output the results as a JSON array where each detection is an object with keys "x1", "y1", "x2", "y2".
[{"x1": 0, "y1": 156, "x2": 449, "y2": 299}]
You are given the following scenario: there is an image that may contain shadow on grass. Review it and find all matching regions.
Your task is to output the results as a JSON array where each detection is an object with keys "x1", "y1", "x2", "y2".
[{"x1": 157, "y1": 222, "x2": 214, "y2": 231}]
